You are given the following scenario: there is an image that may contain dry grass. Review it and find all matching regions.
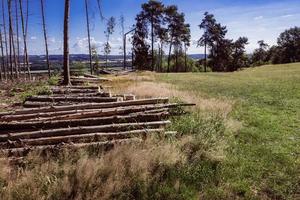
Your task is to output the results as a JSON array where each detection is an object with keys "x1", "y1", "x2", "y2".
[{"x1": 0, "y1": 139, "x2": 186, "y2": 200}]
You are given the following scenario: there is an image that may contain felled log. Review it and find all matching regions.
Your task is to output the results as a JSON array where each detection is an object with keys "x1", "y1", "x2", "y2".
[
  {"x1": 23, "y1": 101, "x2": 77, "y2": 108},
  {"x1": 0, "y1": 112, "x2": 169, "y2": 132},
  {"x1": 50, "y1": 92, "x2": 112, "y2": 98},
  {"x1": 71, "y1": 76, "x2": 111, "y2": 83},
  {"x1": 51, "y1": 88, "x2": 100, "y2": 94},
  {"x1": 26, "y1": 96, "x2": 121, "y2": 103},
  {"x1": 83, "y1": 73, "x2": 100, "y2": 79},
  {"x1": 2, "y1": 138, "x2": 142, "y2": 157},
  {"x1": 1, "y1": 98, "x2": 170, "y2": 116},
  {"x1": 0, "y1": 121, "x2": 171, "y2": 141},
  {"x1": 0, "y1": 129, "x2": 163, "y2": 148},
  {"x1": 0, "y1": 103, "x2": 194, "y2": 122}
]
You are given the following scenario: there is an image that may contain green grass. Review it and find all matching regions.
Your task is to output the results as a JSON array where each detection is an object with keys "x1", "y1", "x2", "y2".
[{"x1": 157, "y1": 63, "x2": 300, "y2": 199}]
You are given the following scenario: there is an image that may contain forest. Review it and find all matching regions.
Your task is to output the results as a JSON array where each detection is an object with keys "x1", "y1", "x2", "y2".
[{"x1": 0, "y1": 0, "x2": 299, "y2": 200}]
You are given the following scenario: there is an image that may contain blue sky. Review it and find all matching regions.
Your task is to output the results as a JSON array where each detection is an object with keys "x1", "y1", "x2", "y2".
[{"x1": 16, "y1": 0, "x2": 300, "y2": 55}]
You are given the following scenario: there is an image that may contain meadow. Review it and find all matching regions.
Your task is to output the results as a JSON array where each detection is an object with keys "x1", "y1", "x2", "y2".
[{"x1": 0, "y1": 63, "x2": 299, "y2": 199}]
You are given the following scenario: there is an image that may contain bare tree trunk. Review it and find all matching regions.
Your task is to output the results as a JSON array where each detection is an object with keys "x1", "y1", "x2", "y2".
[
  {"x1": 204, "y1": 39, "x2": 207, "y2": 72},
  {"x1": 167, "y1": 39, "x2": 172, "y2": 73},
  {"x1": 40, "y1": 0, "x2": 50, "y2": 78},
  {"x1": 151, "y1": 14, "x2": 154, "y2": 71},
  {"x1": 63, "y1": 0, "x2": 71, "y2": 85},
  {"x1": 84, "y1": 0, "x2": 92, "y2": 75},
  {"x1": 15, "y1": 0, "x2": 20, "y2": 77},
  {"x1": 184, "y1": 44, "x2": 187, "y2": 72},
  {"x1": 2, "y1": 0, "x2": 8, "y2": 80},
  {"x1": 19, "y1": 0, "x2": 30, "y2": 80},
  {"x1": 0, "y1": 26, "x2": 5, "y2": 81},
  {"x1": 8, "y1": 0, "x2": 13, "y2": 79}
]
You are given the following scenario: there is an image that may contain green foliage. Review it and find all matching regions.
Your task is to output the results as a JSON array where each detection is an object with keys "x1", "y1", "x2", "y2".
[{"x1": 48, "y1": 75, "x2": 60, "y2": 86}]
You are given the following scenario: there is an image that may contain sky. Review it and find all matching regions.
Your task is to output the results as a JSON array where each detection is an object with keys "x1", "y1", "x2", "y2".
[{"x1": 9, "y1": 0, "x2": 300, "y2": 55}]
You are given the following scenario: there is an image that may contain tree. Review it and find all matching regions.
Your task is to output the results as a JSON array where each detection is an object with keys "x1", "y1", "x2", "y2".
[
  {"x1": 251, "y1": 40, "x2": 269, "y2": 66},
  {"x1": 40, "y1": 0, "x2": 51, "y2": 78},
  {"x1": 19, "y1": 0, "x2": 31, "y2": 79},
  {"x1": 84, "y1": 0, "x2": 92, "y2": 74},
  {"x1": 2, "y1": 0, "x2": 8, "y2": 79},
  {"x1": 140, "y1": 0, "x2": 164, "y2": 71},
  {"x1": 198, "y1": 12, "x2": 217, "y2": 72},
  {"x1": 229, "y1": 37, "x2": 249, "y2": 71},
  {"x1": 277, "y1": 27, "x2": 300, "y2": 63},
  {"x1": 132, "y1": 13, "x2": 150, "y2": 70},
  {"x1": 62, "y1": 0, "x2": 71, "y2": 85},
  {"x1": 103, "y1": 16, "x2": 115, "y2": 68}
]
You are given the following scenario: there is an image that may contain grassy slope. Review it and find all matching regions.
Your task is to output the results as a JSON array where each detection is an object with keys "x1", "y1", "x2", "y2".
[{"x1": 158, "y1": 63, "x2": 300, "y2": 199}]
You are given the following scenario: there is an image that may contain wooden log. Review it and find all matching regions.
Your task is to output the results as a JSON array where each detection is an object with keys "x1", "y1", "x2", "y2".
[
  {"x1": 23, "y1": 101, "x2": 76, "y2": 108},
  {"x1": 0, "y1": 121, "x2": 171, "y2": 141},
  {"x1": 0, "y1": 112, "x2": 169, "y2": 132},
  {"x1": 0, "y1": 103, "x2": 194, "y2": 122},
  {"x1": 50, "y1": 92, "x2": 112, "y2": 98},
  {"x1": 26, "y1": 96, "x2": 120, "y2": 103},
  {"x1": 54, "y1": 85, "x2": 100, "y2": 90},
  {"x1": 2, "y1": 138, "x2": 142, "y2": 157},
  {"x1": 0, "y1": 129, "x2": 163, "y2": 148},
  {"x1": 83, "y1": 73, "x2": 100, "y2": 79},
  {"x1": 71, "y1": 76, "x2": 111, "y2": 82},
  {"x1": 0, "y1": 98, "x2": 170, "y2": 116},
  {"x1": 51, "y1": 88, "x2": 100, "y2": 94}
]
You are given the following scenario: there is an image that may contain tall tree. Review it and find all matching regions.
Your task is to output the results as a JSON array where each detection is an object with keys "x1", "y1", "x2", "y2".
[
  {"x1": 103, "y1": 16, "x2": 115, "y2": 68},
  {"x1": 198, "y1": 12, "x2": 217, "y2": 72},
  {"x1": 15, "y1": 0, "x2": 20, "y2": 76},
  {"x1": 84, "y1": 0, "x2": 92, "y2": 74},
  {"x1": 19, "y1": 0, "x2": 31, "y2": 79},
  {"x1": 2, "y1": 0, "x2": 8, "y2": 79},
  {"x1": 0, "y1": 26, "x2": 5, "y2": 80},
  {"x1": 141, "y1": 0, "x2": 164, "y2": 71},
  {"x1": 40, "y1": 0, "x2": 50, "y2": 77},
  {"x1": 132, "y1": 13, "x2": 150, "y2": 70},
  {"x1": 63, "y1": 0, "x2": 71, "y2": 85}
]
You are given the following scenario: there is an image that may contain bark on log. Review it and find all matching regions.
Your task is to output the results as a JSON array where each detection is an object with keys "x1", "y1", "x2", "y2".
[
  {"x1": 54, "y1": 86, "x2": 100, "y2": 90},
  {"x1": 2, "y1": 138, "x2": 142, "y2": 157},
  {"x1": 0, "y1": 129, "x2": 163, "y2": 148},
  {"x1": 0, "y1": 112, "x2": 169, "y2": 132},
  {"x1": 0, "y1": 121, "x2": 171, "y2": 141},
  {"x1": 26, "y1": 96, "x2": 120, "y2": 103},
  {"x1": 71, "y1": 77, "x2": 111, "y2": 82},
  {"x1": 1, "y1": 98, "x2": 170, "y2": 116},
  {"x1": 51, "y1": 88, "x2": 101, "y2": 94},
  {"x1": 0, "y1": 102, "x2": 195, "y2": 122}
]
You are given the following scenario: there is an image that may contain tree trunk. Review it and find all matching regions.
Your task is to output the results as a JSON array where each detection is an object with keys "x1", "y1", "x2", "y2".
[
  {"x1": 84, "y1": 0, "x2": 92, "y2": 75},
  {"x1": 204, "y1": 39, "x2": 207, "y2": 72},
  {"x1": 63, "y1": 0, "x2": 71, "y2": 85},
  {"x1": 184, "y1": 45, "x2": 187, "y2": 72},
  {"x1": 2, "y1": 0, "x2": 8, "y2": 80},
  {"x1": 167, "y1": 39, "x2": 172, "y2": 73},
  {"x1": 15, "y1": 0, "x2": 20, "y2": 77},
  {"x1": 0, "y1": 26, "x2": 4, "y2": 81},
  {"x1": 8, "y1": 0, "x2": 14, "y2": 79},
  {"x1": 151, "y1": 14, "x2": 154, "y2": 71},
  {"x1": 40, "y1": 0, "x2": 51, "y2": 78},
  {"x1": 19, "y1": 0, "x2": 31, "y2": 80}
]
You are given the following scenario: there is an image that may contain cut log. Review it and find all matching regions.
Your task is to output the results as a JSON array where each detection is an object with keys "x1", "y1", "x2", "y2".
[
  {"x1": 50, "y1": 92, "x2": 112, "y2": 98},
  {"x1": 26, "y1": 96, "x2": 121, "y2": 103},
  {"x1": 23, "y1": 101, "x2": 76, "y2": 108},
  {"x1": 83, "y1": 73, "x2": 100, "y2": 79},
  {"x1": 0, "y1": 112, "x2": 169, "y2": 132},
  {"x1": 0, "y1": 129, "x2": 163, "y2": 148},
  {"x1": 51, "y1": 88, "x2": 100, "y2": 94},
  {"x1": 0, "y1": 98, "x2": 170, "y2": 116},
  {"x1": 0, "y1": 103, "x2": 195, "y2": 122},
  {"x1": 0, "y1": 121, "x2": 171, "y2": 141},
  {"x1": 71, "y1": 76, "x2": 111, "y2": 82},
  {"x1": 54, "y1": 85, "x2": 100, "y2": 90},
  {"x1": 2, "y1": 138, "x2": 142, "y2": 157}
]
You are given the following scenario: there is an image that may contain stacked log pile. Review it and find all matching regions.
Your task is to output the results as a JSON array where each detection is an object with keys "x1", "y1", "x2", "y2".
[{"x1": 0, "y1": 84, "x2": 194, "y2": 157}]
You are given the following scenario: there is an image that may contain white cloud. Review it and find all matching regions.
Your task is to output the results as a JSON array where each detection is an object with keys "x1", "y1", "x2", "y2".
[
  {"x1": 30, "y1": 36, "x2": 37, "y2": 40},
  {"x1": 254, "y1": 16, "x2": 263, "y2": 20}
]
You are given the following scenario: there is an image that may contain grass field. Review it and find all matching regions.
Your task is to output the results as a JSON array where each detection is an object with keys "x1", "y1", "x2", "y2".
[
  {"x1": 157, "y1": 63, "x2": 300, "y2": 199},
  {"x1": 0, "y1": 63, "x2": 299, "y2": 199}
]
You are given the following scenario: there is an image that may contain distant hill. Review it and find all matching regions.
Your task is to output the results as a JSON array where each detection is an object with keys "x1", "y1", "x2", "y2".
[{"x1": 29, "y1": 54, "x2": 205, "y2": 62}]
